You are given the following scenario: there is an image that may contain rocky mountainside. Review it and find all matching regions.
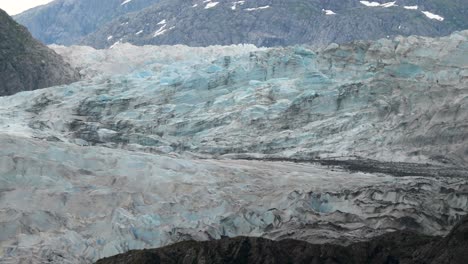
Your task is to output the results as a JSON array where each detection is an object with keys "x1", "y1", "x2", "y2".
[
  {"x1": 0, "y1": 9, "x2": 79, "y2": 96},
  {"x1": 81, "y1": 0, "x2": 468, "y2": 48},
  {"x1": 97, "y1": 215, "x2": 468, "y2": 264},
  {"x1": 0, "y1": 32, "x2": 467, "y2": 263},
  {"x1": 14, "y1": 0, "x2": 159, "y2": 45}
]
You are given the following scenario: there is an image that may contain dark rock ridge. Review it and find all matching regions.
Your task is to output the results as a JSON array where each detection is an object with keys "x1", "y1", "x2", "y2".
[
  {"x1": 81, "y1": 0, "x2": 468, "y2": 48},
  {"x1": 0, "y1": 9, "x2": 79, "y2": 96},
  {"x1": 14, "y1": 0, "x2": 159, "y2": 45},
  {"x1": 97, "y1": 215, "x2": 468, "y2": 264}
]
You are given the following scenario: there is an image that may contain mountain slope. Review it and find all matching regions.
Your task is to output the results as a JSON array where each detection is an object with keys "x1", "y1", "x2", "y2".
[
  {"x1": 81, "y1": 0, "x2": 468, "y2": 48},
  {"x1": 14, "y1": 0, "x2": 159, "y2": 45},
  {"x1": 0, "y1": 9, "x2": 79, "y2": 96}
]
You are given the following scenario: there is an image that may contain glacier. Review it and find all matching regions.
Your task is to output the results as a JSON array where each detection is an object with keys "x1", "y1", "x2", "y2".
[{"x1": 0, "y1": 32, "x2": 467, "y2": 263}]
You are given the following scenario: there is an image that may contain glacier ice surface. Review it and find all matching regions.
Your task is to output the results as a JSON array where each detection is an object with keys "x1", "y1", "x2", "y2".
[{"x1": 0, "y1": 32, "x2": 468, "y2": 263}]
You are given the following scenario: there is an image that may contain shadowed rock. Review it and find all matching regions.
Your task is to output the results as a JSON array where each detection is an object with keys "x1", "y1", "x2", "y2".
[{"x1": 0, "y1": 9, "x2": 79, "y2": 96}]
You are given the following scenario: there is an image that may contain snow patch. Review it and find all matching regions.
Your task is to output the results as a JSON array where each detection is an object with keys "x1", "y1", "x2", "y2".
[
  {"x1": 360, "y1": 1, "x2": 381, "y2": 7},
  {"x1": 135, "y1": 30, "x2": 144, "y2": 35},
  {"x1": 107, "y1": 36, "x2": 113, "y2": 41},
  {"x1": 360, "y1": 1, "x2": 397, "y2": 8},
  {"x1": 205, "y1": 2, "x2": 219, "y2": 9},
  {"x1": 121, "y1": 0, "x2": 133, "y2": 6},
  {"x1": 245, "y1": 5, "x2": 270, "y2": 11},
  {"x1": 109, "y1": 39, "x2": 123, "y2": 49},
  {"x1": 322, "y1": 9, "x2": 336, "y2": 15},
  {"x1": 421, "y1": 11, "x2": 444, "y2": 21},
  {"x1": 153, "y1": 24, "x2": 167, "y2": 37},
  {"x1": 403, "y1": 5, "x2": 418, "y2": 10},
  {"x1": 231, "y1": 1, "x2": 245, "y2": 10},
  {"x1": 157, "y1": 19, "x2": 166, "y2": 25}
]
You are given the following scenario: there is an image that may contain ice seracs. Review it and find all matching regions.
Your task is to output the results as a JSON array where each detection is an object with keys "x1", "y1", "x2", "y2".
[{"x1": 1, "y1": 31, "x2": 467, "y2": 264}]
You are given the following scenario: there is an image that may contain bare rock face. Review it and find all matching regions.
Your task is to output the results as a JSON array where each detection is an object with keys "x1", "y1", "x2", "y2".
[
  {"x1": 13, "y1": 0, "x2": 468, "y2": 48},
  {"x1": 13, "y1": 0, "x2": 159, "y2": 45},
  {"x1": 81, "y1": 0, "x2": 468, "y2": 49},
  {"x1": 0, "y1": 9, "x2": 79, "y2": 97},
  {"x1": 96, "y1": 215, "x2": 468, "y2": 264}
]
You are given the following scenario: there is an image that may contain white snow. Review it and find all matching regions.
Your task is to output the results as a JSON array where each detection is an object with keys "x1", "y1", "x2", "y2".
[
  {"x1": 205, "y1": 2, "x2": 219, "y2": 9},
  {"x1": 231, "y1": 1, "x2": 245, "y2": 10},
  {"x1": 421, "y1": 11, "x2": 444, "y2": 21},
  {"x1": 245, "y1": 5, "x2": 270, "y2": 11},
  {"x1": 192, "y1": 4, "x2": 198, "y2": 7},
  {"x1": 157, "y1": 19, "x2": 166, "y2": 25},
  {"x1": 107, "y1": 35, "x2": 113, "y2": 41},
  {"x1": 153, "y1": 24, "x2": 167, "y2": 37},
  {"x1": 109, "y1": 39, "x2": 123, "y2": 49},
  {"x1": 403, "y1": 5, "x2": 418, "y2": 10},
  {"x1": 135, "y1": 30, "x2": 144, "y2": 35},
  {"x1": 360, "y1": 1, "x2": 397, "y2": 8},
  {"x1": 322, "y1": 9, "x2": 336, "y2": 15},
  {"x1": 360, "y1": 1, "x2": 381, "y2": 7},
  {"x1": 381, "y1": 1, "x2": 397, "y2": 7},
  {"x1": 120, "y1": 0, "x2": 133, "y2": 6}
]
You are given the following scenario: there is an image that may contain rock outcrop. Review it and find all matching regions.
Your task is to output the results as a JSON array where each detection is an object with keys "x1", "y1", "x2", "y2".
[{"x1": 0, "y1": 9, "x2": 79, "y2": 96}]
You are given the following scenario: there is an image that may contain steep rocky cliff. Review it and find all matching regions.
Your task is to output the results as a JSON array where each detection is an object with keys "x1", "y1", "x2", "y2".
[{"x1": 0, "y1": 9, "x2": 79, "y2": 96}]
